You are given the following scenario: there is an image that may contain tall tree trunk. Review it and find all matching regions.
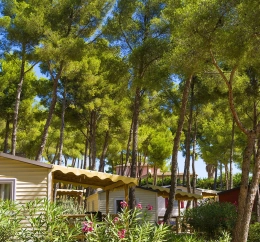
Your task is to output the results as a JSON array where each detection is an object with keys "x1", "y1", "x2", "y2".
[
  {"x1": 182, "y1": 135, "x2": 187, "y2": 186},
  {"x1": 99, "y1": 130, "x2": 110, "y2": 172},
  {"x1": 229, "y1": 118, "x2": 235, "y2": 189},
  {"x1": 224, "y1": 163, "x2": 229, "y2": 190},
  {"x1": 220, "y1": 161, "x2": 223, "y2": 190},
  {"x1": 153, "y1": 166, "x2": 158, "y2": 185},
  {"x1": 71, "y1": 158, "x2": 76, "y2": 167},
  {"x1": 231, "y1": 132, "x2": 255, "y2": 241},
  {"x1": 124, "y1": 117, "x2": 133, "y2": 175},
  {"x1": 186, "y1": 80, "x2": 194, "y2": 209},
  {"x1": 233, "y1": 136, "x2": 260, "y2": 242},
  {"x1": 83, "y1": 128, "x2": 89, "y2": 169},
  {"x1": 57, "y1": 85, "x2": 66, "y2": 165},
  {"x1": 255, "y1": 187, "x2": 260, "y2": 223},
  {"x1": 36, "y1": 62, "x2": 63, "y2": 161},
  {"x1": 256, "y1": 187, "x2": 260, "y2": 223},
  {"x1": 89, "y1": 110, "x2": 97, "y2": 170},
  {"x1": 55, "y1": 86, "x2": 66, "y2": 195},
  {"x1": 184, "y1": 130, "x2": 191, "y2": 201},
  {"x1": 192, "y1": 119, "x2": 197, "y2": 201},
  {"x1": 4, "y1": 115, "x2": 10, "y2": 153},
  {"x1": 211, "y1": 53, "x2": 260, "y2": 241},
  {"x1": 119, "y1": 151, "x2": 124, "y2": 175},
  {"x1": 11, "y1": 45, "x2": 26, "y2": 156},
  {"x1": 213, "y1": 165, "x2": 218, "y2": 190},
  {"x1": 163, "y1": 74, "x2": 193, "y2": 223},
  {"x1": 192, "y1": 121, "x2": 197, "y2": 193},
  {"x1": 129, "y1": 87, "x2": 141, "y2": 209},
  {"x1": 51, "y1": 142, "x2": 59, "y2": 164},
  {"x1": 64, "y1": 156, "x2": 68, "y2": 166}
]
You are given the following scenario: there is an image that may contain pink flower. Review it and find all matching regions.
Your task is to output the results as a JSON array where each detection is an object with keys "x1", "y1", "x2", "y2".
[
  {"x1": 158, "y1": 220, "x2": 164, "y2": 225},
  {"x1": 118, "y1": 229, "x2": 126, "y2": 239},
  {"x1": 146, "y1": 204, "x2": 153, "y2": 211},
  {"x1": 136, "y1": 203, "x2": 142, "y2": 209},
  {"x1": 120, "y1": 201, "x2": 128, "y2": 208},
  {"x1": 113, "y1": 217, "x2": 120, "y2": 223},
  {"x1": 82, "y1": 221, "x2": 94, "y2": 233}
]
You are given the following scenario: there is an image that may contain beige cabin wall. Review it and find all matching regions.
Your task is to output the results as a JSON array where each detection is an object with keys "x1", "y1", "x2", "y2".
[
  {"x1": 0, "y1": 158, "x2": 51, "y2": 203},
  {"x1": 85, "y1": 193, "x2": 99, "y2": 212}
]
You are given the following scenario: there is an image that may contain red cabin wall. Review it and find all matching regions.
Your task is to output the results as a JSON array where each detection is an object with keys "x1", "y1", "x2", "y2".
[{"x1": 219, "y1": 188, "x2": 239, "y2": 205}]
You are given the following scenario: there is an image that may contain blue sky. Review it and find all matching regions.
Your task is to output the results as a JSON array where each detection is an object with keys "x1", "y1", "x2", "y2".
[{"x1": 177, "y1": 152, "x2": 241, "y2": 179}]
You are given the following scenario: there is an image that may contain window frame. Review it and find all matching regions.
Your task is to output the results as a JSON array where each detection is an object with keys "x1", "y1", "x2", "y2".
[{"x1": 0, "y1": 178, "x2": 16, "y2": 201}]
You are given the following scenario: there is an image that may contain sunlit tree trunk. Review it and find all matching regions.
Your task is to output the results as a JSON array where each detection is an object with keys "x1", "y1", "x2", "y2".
[
  {"x1": 225, "y1": 163, "x2": 229, "y2": 190},
  {"x1": 163, "y1": 74, "x2": 193, "y2": 223},
  {"x1": 4, "y1": 115, "x2": 10, "y2": 153},
  {"x1": 12, "y1": 45, "x2": 25, "y2": 156},
  {"x1": 36, "y1": 62, "x2": 63, "y2": 161},
  {"x1": 186, "y1": 80, "x2": 194, "y2": 209},
  {"x1": 57, "y1": 84, "x2": 66, "y2": 165},
  {"x1": 99, "y1": 130, "x2": 110, "y2": 172},
  {"x1": 229, "y1": 118, "x2": 235, "y2": 189},
  {"x1": 89, "y1": 110, "x2": 97, "y2": 170},
  {"x1": 129, "y1": 87, "x2": 141, "y2": 209},
  {"x1": 192, "y1": 119, "x2": 197, "y2": 202}
]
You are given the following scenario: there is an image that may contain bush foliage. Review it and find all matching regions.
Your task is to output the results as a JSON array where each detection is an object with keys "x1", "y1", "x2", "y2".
[
  {"x1": 0, "y1": 199, "x2": 235, "y2": 241},
  {"x1": 0, "y1": 199, "x2": 81, "y2": 242},
  {"x1": 183, "y1": 201, "x2": 237, "y2": 239},
  {"x1": 84, "y1": 202, "x2": 169, "y2": 242},
  {"x1": 0, "y1": 200, "x2": 21, "y2": 242},
  {"x1": 248, "y1": 222, "x2": 260, "y2": 242}
]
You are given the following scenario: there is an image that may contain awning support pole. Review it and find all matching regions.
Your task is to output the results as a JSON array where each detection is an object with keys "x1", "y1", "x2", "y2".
[{"x1": 106, "y1": 190, "x2": 109, "y2": 214}]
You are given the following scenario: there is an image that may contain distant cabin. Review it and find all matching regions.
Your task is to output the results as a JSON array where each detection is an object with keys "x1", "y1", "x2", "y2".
[{"x1": 86, "y1": 186, "x2": 196, "y2": 223}]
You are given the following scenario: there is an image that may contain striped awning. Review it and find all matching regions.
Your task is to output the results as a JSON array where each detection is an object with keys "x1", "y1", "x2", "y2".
[
  {"x1": 52, "y1": 165, "x2": 138, "y2": 190},
  {"x1": 141, "y1": 185, "x2": 203, "y2": 200}
]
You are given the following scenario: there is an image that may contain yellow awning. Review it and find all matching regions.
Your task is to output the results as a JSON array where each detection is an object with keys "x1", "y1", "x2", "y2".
[
  {"x1": 52, "y1": 165, "x2": 138, "y2": 190},
  {"x1": 141, "y1": 185, "x2": 203, "y2": 200}
]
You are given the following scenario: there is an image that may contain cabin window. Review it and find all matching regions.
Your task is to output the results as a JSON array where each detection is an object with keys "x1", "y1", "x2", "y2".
[
  {"x1": 0, "y1": 178, "x2": 16, "y2": 201},
  {"x1": 173, "y1": 200, "x2": 178, "y2": 208},
  {"x1": 115, "y1": 199, "x2": 124, "y2": 213}
]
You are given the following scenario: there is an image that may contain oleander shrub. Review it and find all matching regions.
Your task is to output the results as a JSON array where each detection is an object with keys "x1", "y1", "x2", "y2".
[
  {"x1": 18, "y1": 198, "x2": 81, "y2": 242},
  {"x1": 183, "y1": 201, "x2": 237, "y2": 239},
  {"x1": 0, "y1": 200, "x2": 21, "y2": 242},
  {"x1": 84, "y1": 201, "x2": 170, "y2": 242},
  {"x1": 1, "y1": 198, "x2": 82, "y2": 242},
  {"x1": 1, "y1": 199, "x2": 235, "y2": 242}
]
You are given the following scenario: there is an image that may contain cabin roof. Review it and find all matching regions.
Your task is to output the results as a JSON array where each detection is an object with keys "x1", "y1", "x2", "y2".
[{"x1": 0, "y1": 152, "x2": 52, "y2": 168}]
